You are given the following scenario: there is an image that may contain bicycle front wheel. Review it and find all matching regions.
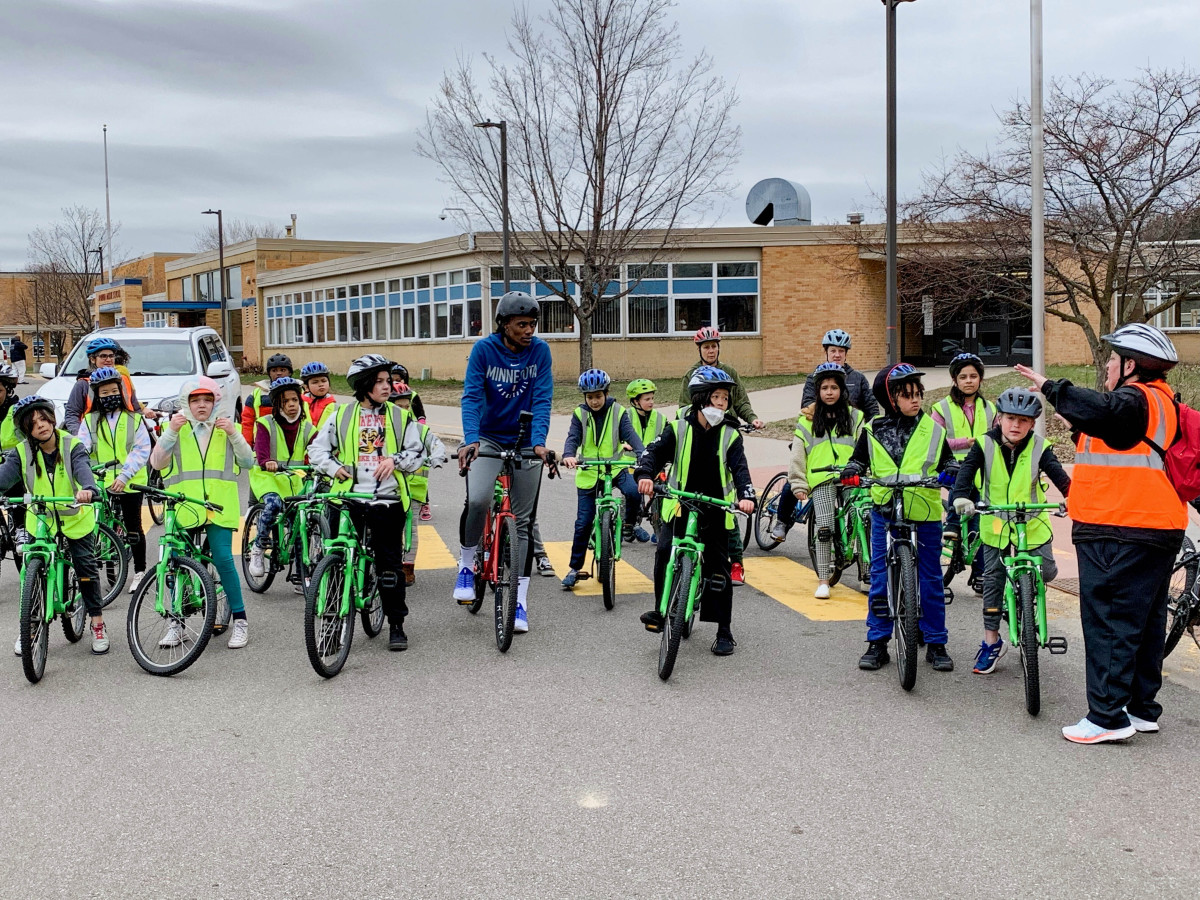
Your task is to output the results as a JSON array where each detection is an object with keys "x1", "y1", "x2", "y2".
[
  {"x1": 493, "y1": 516, "x2": 519, "y2": 653},
  {"x1": 598, "y1": 509, "x2": 616, "y2": 611},
  {"x1": 305, "y1": 553, "x2": 355, "y2": 678},
  {"x1": 19, "y1": 556, "x2": 50, "y2": 684},
  {"x1": 240, "y1": 505, "x2": 276, "y2": 594},
  {"x1": 61, "y1": 567, "x2": 87, "y2": 644},
  {"x1": 658, "y1": 554, "x2": 692, "y2": 681},
  {"x1": 1165, "y1": 536, "x2": 1197, "y2": 659},
  {"x1": 1018, "y1": 571, "x2": 1041, "y2": 716},
  {"x1": 754, "y1": 472, "x2": 788, "y2": 551},
  {"x1": 894, "y1": 543, "x2": 920, "y2": 692},
  {"x1": 95, "y1": 522, "x2": 129, "y2": 607},
  {"x1": 146, "y1": 468, "x2": 165, "y2": 525},
  {"x1": 127, "y1": 555, "x2": 217, "y2": 677}
]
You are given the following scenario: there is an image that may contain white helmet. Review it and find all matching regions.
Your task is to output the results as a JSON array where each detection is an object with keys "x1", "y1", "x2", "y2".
[{"x1": 1103, "y1": 323, "x2": 1178, "y2": 370}]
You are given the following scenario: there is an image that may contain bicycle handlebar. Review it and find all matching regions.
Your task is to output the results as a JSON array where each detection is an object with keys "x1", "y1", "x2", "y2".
[
  {"x1": 0, "y1": 495, "x2": 91, "y2": 507},
  {"x1": 573, "y1": 457, "x2": 638, "y2": 468},
  {"x1": 653, "y1": 482, "x2": 741, "y2": 512},
  {"x1": 974, "y1": 501, "x2": 1068, "y2": 518},
  {"x1": 128, "y1": 483, "x2": 224, "y2": 513}
]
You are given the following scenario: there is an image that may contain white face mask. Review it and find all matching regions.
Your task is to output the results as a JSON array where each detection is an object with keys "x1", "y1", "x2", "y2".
[{"x1": 700, "y1": 406, "x2": 724, "y2": 426}]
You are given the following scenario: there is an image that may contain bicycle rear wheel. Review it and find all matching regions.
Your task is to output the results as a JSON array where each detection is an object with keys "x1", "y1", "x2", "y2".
[
  {"x1": 360, "y1": 561, "x2": 384, "y2": 638},
  {"x1": 127, "y1": 555, "x2": 217, "y2": 677},
  {"x1": 240, "y1": 505, "x2": 276, "y2": 594},
  {"x1": 19, "y1": 556, "x2": 50, "y2": 684},
  {"x1": 61, "y1": 567, "x2": 86, "y2": 644},
  {"x1": 305, "y1": 553, "x2": 355, "y2": 677},
  {"x1": 658, "y1": 554, "x2": 692, "y2": 681},
  {"x1": 146, "y1": 469, "x2": 165, "y2": 525},
  {"x1": 494, "y1": 516, "x2": 519, "y2": 653},
  {"x1": 94, "y1": 522, "x2": 128, "y2": 607},
  {"x1": 295, "y1": 509, "x2": 330, "y2": 593},
  {"x1": 895, "y1": 543, "x2": 920, "y2": 692},
  {"x1": 598, "y1": 509, "x2": 616, "y2": 611},
  {"x1": 754, "y1": 472, "x2": 788, "y2": 551},
  {"x1": 1165, "y1": 536, "x2": 1197, "y2": 659},
  {"x1": 1018, "y1": 572, "x2": 1041, "y2": 716}
]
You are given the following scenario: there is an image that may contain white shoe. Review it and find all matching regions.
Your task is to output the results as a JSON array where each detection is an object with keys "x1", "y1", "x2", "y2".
[
  {"x1": 514, "y1": 602, "x2": 529, "y2": 633},
  {"x1": 453, "y1": 566, "x2": 476, "y2": 601},
  {"x1": 14, "y1": 636, "x2": 21, "y2": 656},
  {"x1": 814, "y1": 583, "x2": 830, "y2": 599},
  {"x1": 128, "y1": 571, "x2": 146, "y2": 594},
  {"x1": 90, "y1": 619, "x2": 110, "y2": 655},
  {"x1": 227, "y1": 618, "x2": 249, "y2": 649},
  {"x1": 770, "y1": 522, "x2": 788, "y2": 543},
  {"x1": 1061, "y1": 717, "x2": 1136, "y2": 744},
  {"x1": 248, "y1": 544, "x2": 266, "y2": 578},
  {"x1": 1125, "y1": 709, "x2": 1160, "y2": 733},
  {"x1": 159, "y1": 620, "x2": 184, "y2": 648}
]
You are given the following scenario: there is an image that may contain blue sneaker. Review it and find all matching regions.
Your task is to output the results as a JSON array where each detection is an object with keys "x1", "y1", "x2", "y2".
[
  {"x1": 633, "y1": 526, "x2": 652, "y2": 543},
  {"x1": 514, "y1": 603, "x2": 528, "y2": 633},
  {"x1": 453, "y1": 566, "x2": 475, "y2": 603},
  {"x1": 972, "y1": 638, "x2": 1007, "y2": 674},
  {"x1": 561, "y1": 570, "x2": 578, "y2": 590}
]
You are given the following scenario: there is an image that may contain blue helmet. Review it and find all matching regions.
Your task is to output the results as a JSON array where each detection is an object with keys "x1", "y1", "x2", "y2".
[
  {"x1": 577, "y1": 368, "x2": 611, "y2": 393},
  {"x1": 268, "y1": 377, "x2": 304, "y2": 405},
  {"x1": 300, "y1": 361, "x2": 330, "y2": 381},
  {"x1": 85, "y1": 336, "x2": 120, "y2": 357},
  {"x1": 89, "y1": 366, "x2": 122, "y2": 386},
  {"x1": 885, "y1": 363, "x2": 925, "y2": 384},
  {"x1": 688, "y1": 364, "x2": 735, "y2": 399},
  {"x1": 949, "y1": 352, "x2": 984, "y2": 379},
  {"x1": 822, "y1": 329, "x2": 852, "y2": 349},
  {"x1": 812, "y1": 362, "x2": 846, "y2": 384}
]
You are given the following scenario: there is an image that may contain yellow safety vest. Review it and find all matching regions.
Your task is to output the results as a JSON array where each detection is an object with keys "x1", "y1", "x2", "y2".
[
  {"x1": 330, "y1": 402, "x2": 412, "y2": 506},
  {"x1": 17, "y1": 434, "x2": 97, "y2": 539},
  {"x1": 0, "y1": 410, "x2": 17, "y2": 451},
  {"x1": 662, "y1": 417, "x2": 738, "y2": 529},
  {"x1": 933, "y1": 395, "x2": 996, "y2": 461},
  {"x1": 249, "y1": 415, "x2": 315, "y2": 499},
  {"x1": 85, "y1": 410, "x2": 148, "y2": 487},
  {"x1": 865, "y1": 414, "x2": 946, "y2": 522},
  {"x1": 161, "y1": 423, "x2": 241, "y2": 529},
  {"x1": 797, "y1": 409, "x2": 864, "y2": 489},
  {"x1": 573, "y1": 403, "x2": 625, "y2": 489},
  {"x1": 976, "y1": 434, "x2": 1053, "y2": 549}
]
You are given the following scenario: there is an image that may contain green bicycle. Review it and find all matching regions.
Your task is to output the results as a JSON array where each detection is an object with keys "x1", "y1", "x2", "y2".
[
  {"x1": 3, "y1": 495, "x2": 94, "y2": 684},
  {"x1": 303, "y1": 492, "x2": 389, "y2": 678},
  {"x1": 240, "y1": 464, "x2": 330, "y2": 594},
  {"x1": 971, "y1": 500, "x2": 1070, "y2": 716},
  {"x1": 574, "y1": 456, "x2": 637, "y2": 610},
  {"x1": 89, "y1": 461, "x2": 133, "y2": 605},
  {"x1": 653, "y1": 483, "x2": 741, "y2": 682},
  {"x1": 807, "y1": 465, "x2": 874, "y2": 588},
  {"x1": 941, "y1": 507, "x2": 982, "y2": 604},
  {"x1": 125, "y1": 484, "x2": 225, "y2": 676}
]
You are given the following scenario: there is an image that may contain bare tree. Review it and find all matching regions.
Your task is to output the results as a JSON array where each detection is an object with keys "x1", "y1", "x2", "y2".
[
  {"x1": 418, "y1": 0, "x2": 740, "y2": 368},
  {"x1": 889, "y1": 69, "x2": 1200, "y2": 384},
  {"x1": 193, "y1": 218, "x2": 286, "y2": 251}
]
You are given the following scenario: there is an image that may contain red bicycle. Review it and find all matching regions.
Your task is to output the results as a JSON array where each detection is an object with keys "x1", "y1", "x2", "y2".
[{"x1": 459, "y1": 412, "x2": 556, "y2": 652}]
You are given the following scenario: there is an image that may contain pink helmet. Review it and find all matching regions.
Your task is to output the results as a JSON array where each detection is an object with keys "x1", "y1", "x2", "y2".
[
  {"x1": 693, "y1": 326, "x2": 721, "y2": 345},
  {"x1": 183, "y1": 375, "x2": 222, "y2": 403}
]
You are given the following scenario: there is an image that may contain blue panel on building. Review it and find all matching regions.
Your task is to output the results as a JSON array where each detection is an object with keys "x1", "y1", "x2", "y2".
[
  {"x1": 449, "y1": 286, "x2": 464, "y2": 300},
  {"x1": 717, "y1": 278, "x2": 758, "y2": 294},
  {"x1": 417, "y1": 289, "x2": 430, "y2": 304},
  {"x1": 349, "y1": 298, "x2": 360, "y2": 311},
  {"x1": 466, "y1": 284, "x2": 482, "y2": 299},
  {"x1": 630, "y1": 279, "x2": 668, "y2": 295},
  {"x1": 672, "y1": 279, "x2": 713, "y2": 294},
  {"x1": 284, "y1": 305, "x2": 293, "y2": 316},
  {"x1": 433, "y1": 287, "x2": 447, "y2": 302},
  {"x1": 403, "y1": 291, "x2": 415, "y2": 305},
  {"x1": 337, "y1": 299, "x2": 347, "y2": 312},
  {"x1": 389, "y1": 292, "x2": 401, "y2": 307},
  {"x1": 491, "y1": 282, "x2": 531, "y2": 295},
  {"x1": 304, "y1": 303, "x2": 313, "y2": 315},
  {"x1": 376, "y1": 295, "x2": 386, "y2": 308}
]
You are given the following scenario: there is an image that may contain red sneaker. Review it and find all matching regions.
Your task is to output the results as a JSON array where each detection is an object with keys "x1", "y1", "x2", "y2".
[
  {"x1": 419, "y1": 504, "x2": 432, "y2": 521},
  {"x1": 731, "y1": 562, "x2": 745, "y2": 585}
]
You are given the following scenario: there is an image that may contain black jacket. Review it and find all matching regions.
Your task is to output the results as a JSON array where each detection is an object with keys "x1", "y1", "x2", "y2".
[
  {"x1": 635, "y1": 410, "x2": 755, "y2": 503},
  {"x1": 802, "y1": 364, "x2": 878, "y2": 419},
  {"x1": 950, "y1": 426, "x2": 1071, "y2": 502}
]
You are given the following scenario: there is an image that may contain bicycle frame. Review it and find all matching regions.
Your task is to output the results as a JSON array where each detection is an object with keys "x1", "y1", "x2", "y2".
[
  {"x1": 837, "y1": 484, "x2": 873, "y2": 564},
  {"x1": 264, "y1": 466, "x2": 321, "y2": 572},
  {"x1": 976, "y1": 501, "x2": 1064, "y2": 648},
  {"x1": 858, "y1": 476, "x2": 943, "y2": 619},
  {"x1": 8, "y1": 497, "x2": 80, "y2": 624},
  {"x1": 150, "y1": 499, "x2": 211, "y2": 617},
  {"x1": 575, "y1": 457, "x2": 637, "y2": 565},
  {"x1": 657, "y1": 485, "x2": 738, "y2": 621},
  {"x1": 307, "y1": 492, "x2": 378, "y2": 619}
]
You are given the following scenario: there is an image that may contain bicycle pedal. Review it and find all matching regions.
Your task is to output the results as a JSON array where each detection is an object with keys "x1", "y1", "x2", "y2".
[
  {"x1": 575, "y1": 571, "x2": 592, "y2": 580},
  {"x1": 456, "y1": 597, "x2": 476, "y2": 606},
  {"x1": 1046, "y1": 636, "x2": 1069, "y2": 654},
  {"x1": 707, "y1": 575, "x2": 728, "y2": 593},
  {"x1": 378, "y1": 571, "x2": 399, "y2": 590},
  {"x1": 944, "y1": 590, "x2": 953, "y2": 605}
]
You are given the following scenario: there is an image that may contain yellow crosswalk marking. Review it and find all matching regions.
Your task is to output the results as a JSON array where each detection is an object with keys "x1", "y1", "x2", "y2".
[
  {"x1": 743, "y1": 555, "x2": 867, "y2": 622},
  {"x1": 540, "y1": 540, "x2": 654, "y2": 596},
  {"x1": 415, "y1": 524, "x2": 458, "y2": 570}
]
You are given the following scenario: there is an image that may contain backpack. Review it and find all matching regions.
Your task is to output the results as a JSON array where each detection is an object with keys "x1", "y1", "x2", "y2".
[{"x1": 1143, "y1": 394, "x2": 1200, "y2": 503}]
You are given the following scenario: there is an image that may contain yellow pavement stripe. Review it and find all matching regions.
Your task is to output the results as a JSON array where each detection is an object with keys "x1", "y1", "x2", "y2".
[
  {"x1": 743, "y1": 555, "x2": 867, "y2": 622},
  {"x1": 415, "y1": 524, "x2": 458, "y2": 570},
  {"x1": 540, "y1": 540, "x2": 655, "y2": 596}
]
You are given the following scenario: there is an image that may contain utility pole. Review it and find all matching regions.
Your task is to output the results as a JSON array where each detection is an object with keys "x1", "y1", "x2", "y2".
[
  {"x1": 474, "y1": 120, "x2": 510, "y2": 293},
  {"x1": 103, "y1": 124, "x2": 113, "y2": 282},
  {"x1": 1030, "y1": 0, "x2": 1046, "y2": 434}
]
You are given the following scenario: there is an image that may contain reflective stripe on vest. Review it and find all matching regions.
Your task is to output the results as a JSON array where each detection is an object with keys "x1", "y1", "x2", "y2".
[
  {"x1": 977, "y1": 434, "x2": 1052, "y2": 548},
  {"x1": 934, "y1": 396, "x2": 995, "y2": 460},
  {"x1": 0, "y1": 411, "x2": 18, "y2": 451},
  {"x1": 865, "y1": 414, "x2": 945, "y2": 522},
  {"x1": 1069, "y1": 380, "x2": 1188, "y2": 530},
  {"x1": 86, "y1": 410, "x2": 147, "y2": 486},
  {"x1": 331, "y1": 402, "x2": 411, "y2": 504},
  {"x1": 249, "y1": 415, "x2": 315, "y2": 499},
  {"x1": 631, "y1": 408, "x2": 667, "y2": 448},
  {"x1": 18, "y1": 434, "x2": 96, "y2": 538},
  {"x1": 574, "y1": 403, "x2": 623, "y2": 489},
  {"x1": 162, "y1": 423, "x2": 241, "y2": 529},
  {"x1": 662, "y1": 417, "x2": 737, "y2": 529},
  {"x1": 407, "y1": 422, "x2": 432, "y2": 503},
  {"x1": 797, "y1": 408, "x2": 864, "y2": 489}
]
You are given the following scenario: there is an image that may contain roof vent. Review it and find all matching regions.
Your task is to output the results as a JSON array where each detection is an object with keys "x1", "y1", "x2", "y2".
[
  {"x1": 746, "y1": 179, "x2": 812, "y2": 226},
  {"x1": 847, "y1": 212, "x2": 864, "y2": 225}
]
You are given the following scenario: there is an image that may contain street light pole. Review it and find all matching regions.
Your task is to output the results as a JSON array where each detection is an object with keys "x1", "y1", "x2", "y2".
[
  {"x1": 884, "y1": 0, "x2": 917, "y2": 366},
  {"x1": 202, "y1": 209, "x2": 227, "y2": 348},
  {"x1": 26, "y1": 279, "x2": 39, "y2": 362},
  {"x1": 440, "y1": 207, "x2": 476, "y2": 251},
  {"x1": 474, "y1": 120, "x2": 510, "y2": 292},
  {"x1": 1030, "y1": 0, "x2": 1046, "y2": 434}
]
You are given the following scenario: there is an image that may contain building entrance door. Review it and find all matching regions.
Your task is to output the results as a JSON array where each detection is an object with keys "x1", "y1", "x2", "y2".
[{"x1": 929, "y1": 318, "x2": 1031, "y2": 366}]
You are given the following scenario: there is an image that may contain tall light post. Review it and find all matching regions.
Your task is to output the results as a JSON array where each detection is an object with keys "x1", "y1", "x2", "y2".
[
  {"x1": 440, "y1": 207, "x2": 476, "y2": 251},
  {"x1": 202, "y1": 208, "x2": 228, "y2": 347},
  {"x1": 1030, "y1": 0, "x2": 1046, "y2": 433},
  {"x1": 474, "y1": 120, "x2": 510, "y2": 292},
  {"x1": 87, "y1": 247, "x2": 103, "y2": 330},
  {"x1": 883, "y1": 0, "x2": 918, "y2": 366},
  {"x1": 25, "y1": 279, "x2": 39, "y2": 362}
]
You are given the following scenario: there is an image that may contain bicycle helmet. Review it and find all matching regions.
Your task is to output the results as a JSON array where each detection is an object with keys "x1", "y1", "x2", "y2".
[
  {"x1": 494, "y1": 291, "x2": 539, "y2": 326},
  {"x1": 89, "y1": 366, "x2": 122, "y2": 387},
  {"x1": 687, "y1": 364, "x2": 735, "y2": 399},
  {"x1": 577, "y1": 368, "x2": 611, "y2": 393},
  {"x1": 390, "y1": 363, "x2": 409, "y2": 383},
  {"x1": 85, "y1": 336, "x2": 120, "y2": 357},
  {"x1": 0, "y1": 363, "x2": 17, "y2": 387},
  {"x1": 12, "y1": 396, "x2": 56, "y2": 441},
  {"x1": 821, "y1": 329, "x2": 852, "y2": 350},
  {"x1": 1102, "y1": 323, "x2": 1178, "y2": 371},
  {"x1": 995, "y1": 387, "x2": 1043, "y2": 418},
  {"x1": 347, "y1": 354, "x2": 394, "y2": 393},
  {"x1": 693, "y1": 326, "x2": 721, "y2": 345},
  {"x1": 626, "y1": 378, "x2": 657, "y2": 400},
  {"x1": 886, "y1": 363, "x2": 925, "y2": 384},
  {"x1": 268, "y1": 377, "x2": 304, "y2": 406},
  {"x1": 948, "y1": 352, "x2": 985, "y2": 379},
  {"x1": 299, "y1": 361, "x2": 330, "y2": 381},
  {"x1": 392, "y1": 381, "x2": 413, "y2": 400},
  {"x1": 812, "y1": 362, "x2": 847, "y2": 385},
  {"x1": 265, "y1": 353, "x2": 294, "y2": 374}
]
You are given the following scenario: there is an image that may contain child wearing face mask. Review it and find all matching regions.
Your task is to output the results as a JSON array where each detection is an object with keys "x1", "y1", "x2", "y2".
[
  {"x1": 76, "y1": 366, "x2": 152, "y2": 592},
  {"x1": 248, "y1": 378, "x2": 316, "y2": 591}
]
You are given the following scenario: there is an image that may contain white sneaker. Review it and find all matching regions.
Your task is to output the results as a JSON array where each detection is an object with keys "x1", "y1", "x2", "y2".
[
  {"x1": 248, "y1": 544, "x2": 266, "y2": 578},
  {"x1": 128, "y1": 571, "x2": 146, "y2": 594},
  {"x1": 14, "y1": 636, "x2": 21, "y2": 656},
  {"x1": 227, "y1": 618, "x2": 249, "y2": 649},
  {"x1": 1061, "y1": 717, "x2": 1136, "y2": 744},
  {"x1": 514, "y1": 602, "x2": 529, "y2": 633},
  {"x1": 770, "y1": 522, "x2": 788, "y2": 543},
  {"x1": 159, "y1": 620, "x2": 184, "y2": 648},
  {"x1": 814, "y1": 583, "x2": 830, "y2": 599},
  {"x1": 453, "y1": 566, "x2": 476, "y2": 601},
  {"x1": 1125, "y1": 709, "x2": 1160, "y2": 733},
  {"x1": 90, "y1": 619, "x2": 110, "y2": 655}
]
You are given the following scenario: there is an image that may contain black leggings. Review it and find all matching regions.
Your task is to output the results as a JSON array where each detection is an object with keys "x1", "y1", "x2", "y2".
[
  {"x1": 349, "y1": 501, "x2": 408, "y2": 625},
  {"x1": 118, "y1": 491, "x2": 147, "y2": 571},
  {"x1": 652, "y1": 508, "x2": 733, "y2": 627}
]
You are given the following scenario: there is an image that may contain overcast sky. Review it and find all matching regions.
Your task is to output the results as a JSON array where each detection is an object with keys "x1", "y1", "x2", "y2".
[{"x1": 2, "y1": 0, "x2": 1197, "y2": 270}]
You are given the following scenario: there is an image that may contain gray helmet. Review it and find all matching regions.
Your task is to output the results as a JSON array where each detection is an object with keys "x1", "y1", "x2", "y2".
[
  {"x1": 996, "y1": 387, "x2": 1042, "y2": 418},
  {"x1": 494, "y1": 291, "x2": 539, "y2": 326},
  {"x1": 1103, "y1": 323, "x2": 1178, "y2": 371}
]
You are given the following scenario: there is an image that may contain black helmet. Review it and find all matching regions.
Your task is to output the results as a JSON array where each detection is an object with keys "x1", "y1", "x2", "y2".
[
  {"x1": 390, "y1": 364, "x2": 409, "y2": 382},
  {"x1": 347, "y1": 354, "x2": 393, "y2": 393},
  {"x1": 996, "y1": 387, "x2": 1043, "y2": 418},
  {"x1": 494, "y1": 291, "x2": 539, "y2": 326},
  {"x1": 266, "y1": 353, "x2": 294, "y2": 374},
  {"x1": 12, "y1": 396, "x2": 56, "y2": 441},
  {"x1": 948, "y1": 352, "x2": 985, "y2": 379}
]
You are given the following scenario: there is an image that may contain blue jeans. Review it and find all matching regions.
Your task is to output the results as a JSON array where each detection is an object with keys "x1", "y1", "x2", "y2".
[
  {"x1": 256, "y1": 493, "x2": 284, "y2": 548},
  {"x1": 569, "y1": 471, "x2": 641, "y2": 570},
  {"x1": 866, "y1": 511, "x2": 947, "y2": 644}
]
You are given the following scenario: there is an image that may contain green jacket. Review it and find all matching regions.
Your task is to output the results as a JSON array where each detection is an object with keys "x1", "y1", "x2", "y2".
[{"x1": 678, "y1": 361, "x2": 756, "y2": 424}]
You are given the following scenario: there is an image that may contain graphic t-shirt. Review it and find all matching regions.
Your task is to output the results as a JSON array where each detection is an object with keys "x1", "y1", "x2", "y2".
[{"x1": 354, "y1": 410, "x2": 386, "y2": 492}]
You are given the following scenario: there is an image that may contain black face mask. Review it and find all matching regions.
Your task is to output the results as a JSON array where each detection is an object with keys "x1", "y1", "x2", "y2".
[{"x1": 99, "y1": 395, "x2": 122, "y2": 413}]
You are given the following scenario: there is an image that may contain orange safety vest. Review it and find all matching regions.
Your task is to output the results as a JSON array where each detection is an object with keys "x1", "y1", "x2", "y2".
[{"x1": 1069, "y1": 380, "x2": 1187, "y2": 530}]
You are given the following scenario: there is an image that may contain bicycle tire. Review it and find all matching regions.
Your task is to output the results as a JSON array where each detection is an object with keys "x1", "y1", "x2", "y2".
[
  {"x1": 1165, "y1": 536, "x2": 1197, "y2": 659},
  {"x1": 20, "y1": 556, "x2": 49, "y2": 683},
  {"x1": 741, "y1": 502, "x2": 752, "y2": 554},
  {"x1": 895, "y1": 542, "x2": 920, "y2": 692},
  {"x1": 127, "y1": 554, "x2": 217, "y2": 677},
  {"x1": 305, "y1": 553, "x2": 355, "y2": 678},
  {"x1": 1018, "y1": 571, "x2": 1041, "y2": 715},
  {"x1": 598, "y1": 509, "x2": 616, "y2": 611},
  {"x1": 295, "y1": 509, "x2": 330, "y2": 594},
  {"x1": 494, "y1": 516, "x2": 519, "y2": 653},
  {"x1": 61, "y1": 567, "x2": 86, "y2": 644},
  {"x1": 806, "y1": 505, "x2": 819, "y2": 574},
  {"x1": 146, "y1": 469, "x2": 165, "y2": 525},
  {"x1": 754, "y1": 472, "x2": 789, "y2": 551},
  {"x1": 360, "y1": 561, "x2": 384, "y2": 638},
  {"x1": 855, "y1": 509, "x2": 872, "y2": 590},
  {"x1": 240, "y1": 505, "x2": 276, "y2": 594},
  {"x1": 658, "y1": 554, "x2": 692, "y2": 681},
  {"x1": 94, "y1": 522, "x2": 128, "y2": 608},
  {"x1": 470, "y1": 568, "x2": 486, "y2": 614}
]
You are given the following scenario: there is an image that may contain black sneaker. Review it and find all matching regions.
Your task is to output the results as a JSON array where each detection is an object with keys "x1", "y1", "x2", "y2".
[
  {"x1": 711, "y1": 629, "x2": 737, "y2": 656},
  {"x1": 926, "y1": 643, "x2": 954, "y2": 671},
  {"x1": 388, "y1": 624, "x2": 408, "y2": 651},
  {"x1": 640, "y1": 609, "x2": 663, "y2": 632},
  {"x1": 858, "y1": 640, "x2": 890, "y2": 670}
]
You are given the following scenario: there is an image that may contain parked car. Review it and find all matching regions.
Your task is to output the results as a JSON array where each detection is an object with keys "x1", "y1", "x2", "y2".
[{"x1": 36, "y1": 327, "x2": 240, "y2": 425}]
